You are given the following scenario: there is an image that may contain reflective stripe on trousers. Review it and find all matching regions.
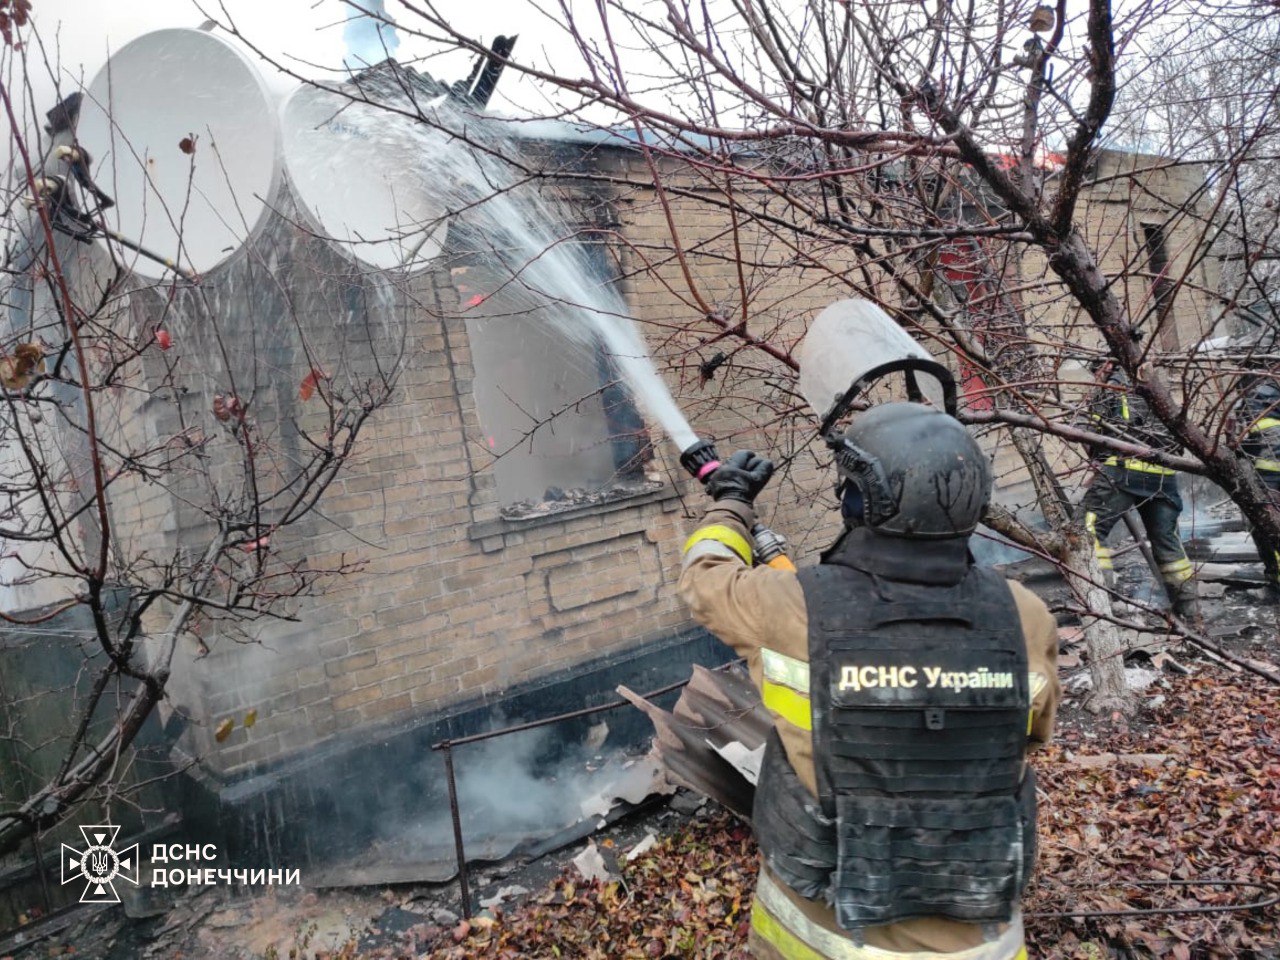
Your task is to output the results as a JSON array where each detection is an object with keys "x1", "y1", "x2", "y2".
[
  {"x1": 750, "y1": 869, "x2": 1028, "y2": 960},
  {"x1": 1083, "y1": 511, "x2": 1113, "y2": 570},
  {"x1": 1102, "y1": 456, "x2": 1174, "y2": 476},
  {"x1": 1158, "y1": 556, "x2": 1194, "y2": 584}
]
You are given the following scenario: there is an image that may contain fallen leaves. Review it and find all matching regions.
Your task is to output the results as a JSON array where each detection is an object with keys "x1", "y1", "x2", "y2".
[
  {"x1": 413, "y1": 666, "x2": 1278, "y2": 960},
  {"x1": 1026, "y1": 671, "x2": 1280, "y2": 958},
  {"x1": 419, "y1": 814, "x2": 757, "y2": 960},
  {"x1": 338, "y1": 666, "x2": 1278, "y2": 960}
]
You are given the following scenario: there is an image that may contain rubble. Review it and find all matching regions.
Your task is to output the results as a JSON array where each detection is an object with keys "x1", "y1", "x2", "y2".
[
  {"x1": 477, "y1": 885, "x2": 530, "y2": 909},
  {"x1": 624, "y1": 832, "x2": 658, "y2": 862},
  {"x1": 499, "y1": 479, "x2": 665, "y2": 520},
  {"x1": 570, "y1": 841, "x2": 614, "y2": 883}
]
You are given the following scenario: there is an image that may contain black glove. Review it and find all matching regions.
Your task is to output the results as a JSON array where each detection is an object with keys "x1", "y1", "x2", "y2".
[{"x1": 705, "y1": 450, "x2": 774, "y2": 505}]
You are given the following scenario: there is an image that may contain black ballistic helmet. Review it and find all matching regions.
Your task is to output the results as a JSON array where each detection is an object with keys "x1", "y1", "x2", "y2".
[{"x1": 834, "y1": 402, "x2": 991, "y2": 539}]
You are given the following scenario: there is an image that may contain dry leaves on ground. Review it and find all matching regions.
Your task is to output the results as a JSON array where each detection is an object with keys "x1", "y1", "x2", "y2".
[
  {"x1": 401, "y1": 666, "x2": 1277, "y2": 959},
  {"x1": 419, "y1": 816, "x2": 757, "y2": 960}
]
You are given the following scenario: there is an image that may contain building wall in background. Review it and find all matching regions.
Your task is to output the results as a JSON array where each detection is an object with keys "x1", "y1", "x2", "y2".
[{"x1": 27, "y1": 142, "x2": 1218, "y2": 781}]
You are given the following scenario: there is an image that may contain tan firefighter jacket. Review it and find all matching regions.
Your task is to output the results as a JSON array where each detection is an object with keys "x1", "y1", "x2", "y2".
[{"x1": 679, "y1": 501, "x2": 1060, "y2": 960}]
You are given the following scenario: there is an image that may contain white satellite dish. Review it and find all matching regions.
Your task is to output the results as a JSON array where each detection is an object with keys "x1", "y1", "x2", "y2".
[
  {"x1": 75, "y1": 28, "x2": 281, "y2": 280},
  {"x1": 280, "y1": 83, "x2": 447, "y2": 272}
]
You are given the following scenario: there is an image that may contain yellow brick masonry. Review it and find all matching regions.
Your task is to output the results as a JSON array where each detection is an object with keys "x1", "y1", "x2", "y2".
[{"x1": 127, "y1": 145, "x2": 1213, "y2": 774}]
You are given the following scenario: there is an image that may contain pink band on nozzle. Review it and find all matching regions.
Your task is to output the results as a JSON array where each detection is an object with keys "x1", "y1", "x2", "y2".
[{"x1": 697, "y1": 461, "x2": 722, "y2": 480}]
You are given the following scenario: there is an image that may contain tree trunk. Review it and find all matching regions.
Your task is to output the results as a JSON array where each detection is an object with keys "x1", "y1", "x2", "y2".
[{"x1": 1061, "y1": 532, "x2": 1135, "y2": 715}]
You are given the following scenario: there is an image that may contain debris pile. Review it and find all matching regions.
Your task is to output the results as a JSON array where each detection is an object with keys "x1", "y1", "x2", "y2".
[
  {"x1": 499, "y1": 479, "x2": 664, "y2": 520},
  {"x1": 425, "y1": 664, "x2": 1279, "y2": 960}
]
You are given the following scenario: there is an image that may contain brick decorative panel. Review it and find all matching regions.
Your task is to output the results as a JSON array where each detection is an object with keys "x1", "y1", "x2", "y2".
[{"x1": 528, "y1": 532, "x2": 661, "y2": 624}]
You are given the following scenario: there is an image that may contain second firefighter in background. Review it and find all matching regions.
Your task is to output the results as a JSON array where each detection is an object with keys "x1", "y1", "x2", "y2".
[{"x1": 1079, "y1": 362, "x2": 1202, "y2": 626}]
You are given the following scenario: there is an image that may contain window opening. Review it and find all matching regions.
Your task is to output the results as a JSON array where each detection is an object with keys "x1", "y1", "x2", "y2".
[{"x1": 453, "y1": 234, "x2": 656, "y2": 518}]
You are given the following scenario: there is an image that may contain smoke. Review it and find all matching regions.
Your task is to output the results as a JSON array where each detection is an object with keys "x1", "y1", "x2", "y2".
[
  {"x1": 970, "y1": 525, "x2": 1033, "y2": 567},
  {"x1": 287, "y1": 84, "x2": 697, "y2": 453},
  {"x1": 350, "y1": 717, "x2": 660, "y2": 878},
  {"x1": 342, "y1": 1, "x2": 400, "y2": 69},
  {"x1": 393, "y1": 725, "x2": 611, "y2": 854}
]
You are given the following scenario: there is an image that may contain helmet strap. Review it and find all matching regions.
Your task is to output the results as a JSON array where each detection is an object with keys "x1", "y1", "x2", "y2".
[{"x1": 833, "y1": 438, "x2": 899, "y2": 528}]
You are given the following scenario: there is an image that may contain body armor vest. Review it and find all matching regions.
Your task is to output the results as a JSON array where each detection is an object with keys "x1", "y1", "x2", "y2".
[{"x1": 753, "y1": 532, "x2": 1035, "y2": 931}]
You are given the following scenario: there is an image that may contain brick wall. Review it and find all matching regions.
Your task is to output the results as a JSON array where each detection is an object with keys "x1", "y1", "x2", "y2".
[{"x1": 95, "y1": 142, "x2": 1216, "y2": 776}]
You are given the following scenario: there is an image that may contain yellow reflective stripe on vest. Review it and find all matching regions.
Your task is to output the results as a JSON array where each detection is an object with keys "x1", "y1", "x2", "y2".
[
  {"x1": 1254, "y1": 458, "x2": 1280, "y2": 473},
  {"x1": 683, "y1": 524, "x2": 753, "y2": 566},
  {"x1": 1251, "y1": 417, "x2": 1280, "y2": 431},
  {"x1": 752, "y1": 870, "x2": 1029, "y2": 960}
]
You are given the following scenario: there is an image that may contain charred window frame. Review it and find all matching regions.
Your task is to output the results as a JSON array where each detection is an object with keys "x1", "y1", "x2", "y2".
[
  {"x1": 577, "y1": 231, "x2": 655, "y2": 479},
  {"x1": 453, "y1": 226, "x2": 656, "y2": 519}
]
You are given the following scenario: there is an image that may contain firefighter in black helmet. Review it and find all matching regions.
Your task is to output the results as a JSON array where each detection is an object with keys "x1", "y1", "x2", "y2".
[
  {"x1": 1079, "y1": 360, "x2": 1201, "y2": 627},
  {"x1": 680, "y1": 402, "x2": 1059, "y2": 960}
]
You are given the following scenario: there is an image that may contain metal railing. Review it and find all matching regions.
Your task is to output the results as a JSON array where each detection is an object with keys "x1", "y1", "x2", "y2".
[{"x1": 431, "y1": 663, "x2": 740, "y2": 918}]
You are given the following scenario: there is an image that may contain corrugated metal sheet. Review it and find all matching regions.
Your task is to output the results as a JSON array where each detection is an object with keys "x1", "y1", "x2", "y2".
[{"x1": 619, "y1": 664, "x2": 770, "y2": 819}]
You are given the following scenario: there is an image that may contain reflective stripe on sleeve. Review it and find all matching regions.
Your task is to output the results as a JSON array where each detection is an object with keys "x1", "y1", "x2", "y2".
[
  {"x1": 762, "y1": 648, "x2": 810, "y2": 693},
  {"x1": 682, "y1": 524, "x2": 753, "y2": 566},
  {"x1": 751, "y1": 870, "x2": 1028, "y2": 960},
  {"x1": 1028, "y1": 672, "x2": 1048, "y2": 735},
  {"x1": 1251, "y1": 417, "x2": 1280, "y2": 431},
  {"x1": 1254, "y1": 458, "x2": 1280, "y2": 473},
  {"x1": 1029, "y1": 672, "x2": 1048, "y2": 700},
  {"x1": 682, "y1": 539, "x2": 739, "y2": 568}
]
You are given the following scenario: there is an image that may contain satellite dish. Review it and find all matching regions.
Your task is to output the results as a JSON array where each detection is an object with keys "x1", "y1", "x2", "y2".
[
  {"x1": 75, "y1": 28, "x2": 281, "y2": 280},
  {"x1": 280, "y1": 83, "x2": 447, "y2": 272}
]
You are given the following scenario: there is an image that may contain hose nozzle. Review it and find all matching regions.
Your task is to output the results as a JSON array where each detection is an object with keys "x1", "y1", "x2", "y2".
[{"x1": 679, "y1": 439, "x2": 722, "y2": 483}]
